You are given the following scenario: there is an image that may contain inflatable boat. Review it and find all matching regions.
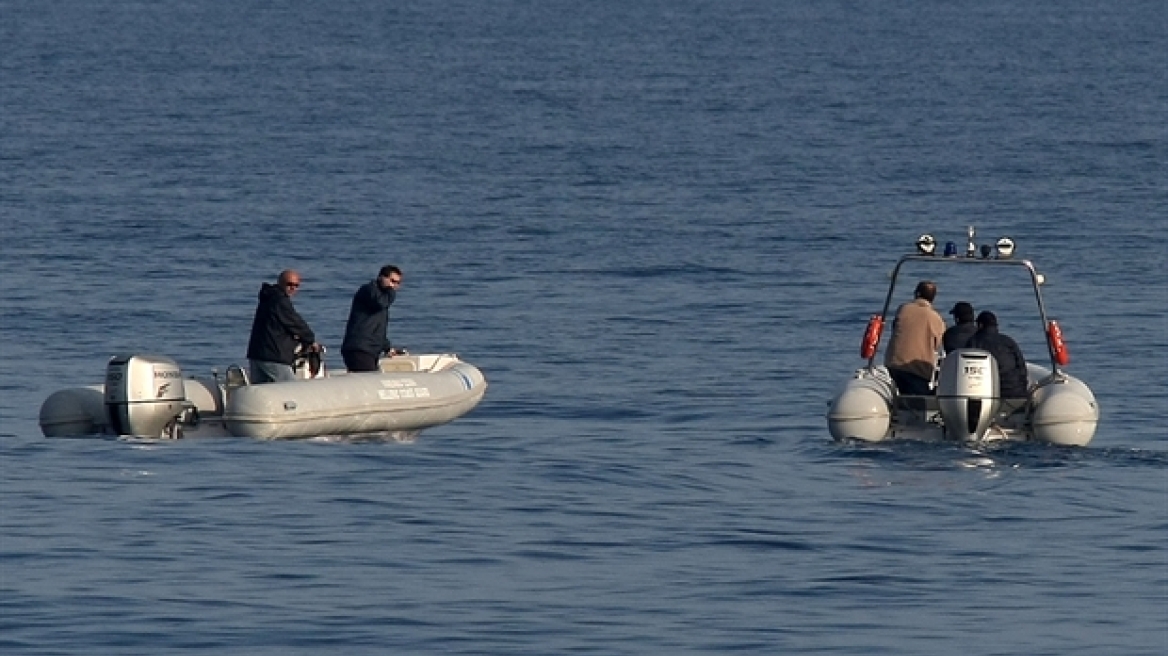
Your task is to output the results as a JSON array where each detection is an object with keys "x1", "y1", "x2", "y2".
[
  {"x1": 827, "y1": 228, "x2": 1099, "y2": 446},
  {"x1": 40, "y1": 352, "x2": 487, "y2": 440}
]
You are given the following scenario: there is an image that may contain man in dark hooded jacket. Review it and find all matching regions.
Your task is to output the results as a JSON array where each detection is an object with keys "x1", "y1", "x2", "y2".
[
  {"x1": 341, "y1": 265, "x2": 403, "y2": 372},
  {"x1": 965, "y1": 311, "x2": 1029, "y2": 398},
  {"x1": 943, "y1": 302, "x2": 978, "y2": 353},
  {"x1": 246, "y1": 269, "x2": 319, "y2": 383}
]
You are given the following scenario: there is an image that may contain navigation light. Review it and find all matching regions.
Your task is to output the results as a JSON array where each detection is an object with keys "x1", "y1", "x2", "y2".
[
  {"x1": 996, "y1": 237, "x2": 1016, "y2": 259},
  {"x1": 916, "y1": 234, "x2": 936, "y2": 255}
]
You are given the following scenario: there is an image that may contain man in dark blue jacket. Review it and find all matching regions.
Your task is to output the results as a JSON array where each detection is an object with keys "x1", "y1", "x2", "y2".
[
  {"x1": 965, "y1": 311, "x2": 1029, "y2": 398},
  {"x1": 341, "y1": 265, "x2": 403, "y2": 372},
  {"x1": 246, "y1": 269, "x2": 319, "y2": 383},
  {"x1": 943, "y1": 301, "x2": 978, "y2": 353}
]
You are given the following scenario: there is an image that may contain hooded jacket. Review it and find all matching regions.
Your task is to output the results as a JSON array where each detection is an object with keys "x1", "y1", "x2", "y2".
[
  {"x1": 943, "y1": 321, "x2": 979, "y2": 353},
  {"x1": 246, "y1": 283, "x2": 316, "y2": 365},
  {"x1": 965, "y1": 325, "x2": 1029, "y2": 398},
  {"x1": 341, "y1": 279, "x2": 394, "y2": 356}
]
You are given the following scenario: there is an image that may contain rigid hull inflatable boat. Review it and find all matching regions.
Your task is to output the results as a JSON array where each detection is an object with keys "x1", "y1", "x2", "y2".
[
  {"x1": 40, "y1": 352, "x2": 487, "y2": 440},
  {"x1": 826, "y1": 228, "x2": 1099, "y2": 446}
]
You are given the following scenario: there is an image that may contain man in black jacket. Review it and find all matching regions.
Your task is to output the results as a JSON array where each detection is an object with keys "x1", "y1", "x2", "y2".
[
  {"x1": 943, "y1": 301, "x2": 978, "y2": 353},
  {"x1": 341, "y1": 265, "x2": 403, "y2": 372},
  {"x1": 246, "y1": 269, "x2": 320, "y2": 383},
  {"x1": 965, "y1": 311, "x2": 1029, "y2": 398}
]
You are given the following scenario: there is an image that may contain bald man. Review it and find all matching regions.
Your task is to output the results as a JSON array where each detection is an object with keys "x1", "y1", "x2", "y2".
[{"x1": 246, "y1": 269, "x2": 320, "y2": 383}]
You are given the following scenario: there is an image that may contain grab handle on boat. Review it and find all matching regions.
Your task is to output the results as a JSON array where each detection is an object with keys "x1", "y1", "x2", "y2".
[{"x1": 860, "y1": 315, "x2": 884, "y2": 360}]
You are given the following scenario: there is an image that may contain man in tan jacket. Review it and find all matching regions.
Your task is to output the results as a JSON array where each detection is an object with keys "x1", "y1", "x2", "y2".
[{"x1": 884, "y1": 280, "x2": 946, "y2": 395}]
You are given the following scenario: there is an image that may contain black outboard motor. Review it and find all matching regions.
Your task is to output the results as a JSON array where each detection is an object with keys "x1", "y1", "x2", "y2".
[
  {"x1": 105, "y1": 354, "x2": 188, "y2": 438},
  {"x1": 936, "y1": 349, "x2": 1001, "y2": 441}
]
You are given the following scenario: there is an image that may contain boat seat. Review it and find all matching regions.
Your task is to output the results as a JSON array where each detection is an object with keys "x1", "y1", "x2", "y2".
[{"x1": 378, "y1": 359, "x2": 417, "y2": 373}]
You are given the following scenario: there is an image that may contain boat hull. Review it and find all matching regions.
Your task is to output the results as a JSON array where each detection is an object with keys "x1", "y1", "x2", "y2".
[
  {"x1": 225, "y1": 363, "x2": 486, "y2": 440},
  {"x1": 826, "y1": 362, "x2": 1099, "y2": 446},
  {"x1": 39, "y1": 354, "x2": 487, "y2": 440}
]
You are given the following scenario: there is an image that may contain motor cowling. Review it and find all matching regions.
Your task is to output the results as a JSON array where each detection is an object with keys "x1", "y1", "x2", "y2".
[
  {"x1": 936, "y1": 349, "x2": 1001, "y2": 441},
  {"x1": 105, "y1": 354, "x2": 188, "y2": 438}
]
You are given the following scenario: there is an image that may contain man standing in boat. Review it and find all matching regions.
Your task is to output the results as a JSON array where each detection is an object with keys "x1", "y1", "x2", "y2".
[
  {"x1": 884, "y1": 280, "x2": 946, "y2": 395},
  {"x1": 341, "y1": 265, "x2": 404, "y2": 372},
  {"x1": 246, "y1": 269, "x2": 321, "y2": 383}
]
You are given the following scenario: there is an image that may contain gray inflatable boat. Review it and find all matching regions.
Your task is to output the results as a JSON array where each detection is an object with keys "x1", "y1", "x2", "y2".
[{"x1": 40, "y1": 352, "x2": 487, "y2": 440}]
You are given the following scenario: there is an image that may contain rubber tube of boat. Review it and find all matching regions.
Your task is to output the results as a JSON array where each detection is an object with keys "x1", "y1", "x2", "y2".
[
  {"x1": 860, "y1": 316, "x2": 883, "y2": 359},
  {"x1": 1047, "y1": 320, "x2": 1070, "y2": 366}
]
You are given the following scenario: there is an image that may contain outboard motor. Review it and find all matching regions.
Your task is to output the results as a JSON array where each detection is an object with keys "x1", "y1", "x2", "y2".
[
  {"x1": 105, "y1": 354, "x2": 188, "y2": 438},
  {"x1": 936, "y1": 349, "x2": 1001, "y2": 441}
]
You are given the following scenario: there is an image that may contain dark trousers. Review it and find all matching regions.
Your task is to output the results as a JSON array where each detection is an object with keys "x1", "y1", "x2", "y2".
[
  {"x1": 342, "y1": 349, "x2": 380, "y2": 373},
  {"x1": 890, "y1": 368, "x2": 933, "y2": 395}
]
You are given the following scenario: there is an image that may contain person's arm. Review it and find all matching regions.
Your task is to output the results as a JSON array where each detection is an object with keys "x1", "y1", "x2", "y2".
[
  {"x1": 276, "y1": 296, "x2": 316, "y2": 345},
  {"x1": 354, "y1": 282, "x2": 392, "y2": 313},
  {"x1": 931, "y1": 313, "x2": 946, "y2": 353},
  {"x1": 1010, "y1": 339, "x2": 1026, "y2": 370},
  {"x1": 385, "y1": 288, "x2": 398, "y2": 355}
]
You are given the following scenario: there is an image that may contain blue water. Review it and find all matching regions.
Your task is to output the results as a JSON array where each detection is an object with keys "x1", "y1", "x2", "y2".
[{"x1": 2, "y1": 0, "x2": 1165, "y2": 653}]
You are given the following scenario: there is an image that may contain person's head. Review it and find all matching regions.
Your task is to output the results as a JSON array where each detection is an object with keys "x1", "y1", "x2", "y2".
[
  {"x1": 976, "y1": 311, "x2": 998, "y2": 328},
  {"x1": 378, "y1": 265, "x2": 403, "y2": 290},
  {"x1": 277, "y1": 269, "x2": 302, "y2": 296},
  {"x1": 950, "y1": 302, "x2": 975, "y2": 323},
  {"x1": 913, "y1": 280, "x2": 937, "y2": 303}
]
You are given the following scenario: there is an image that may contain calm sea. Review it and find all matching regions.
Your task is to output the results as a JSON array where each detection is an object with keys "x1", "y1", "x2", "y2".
[{"x1": 1, "y1": 0, "x2": 1165, "y2": 653}]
